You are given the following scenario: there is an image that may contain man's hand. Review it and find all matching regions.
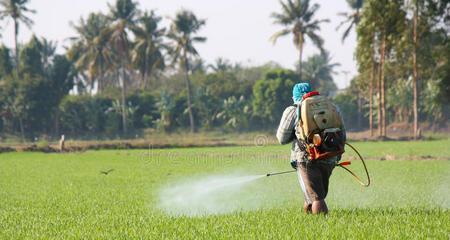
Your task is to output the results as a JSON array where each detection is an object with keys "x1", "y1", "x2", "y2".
[{"x1": 290, "y1": 159, "x2": 298, "y2": 170}]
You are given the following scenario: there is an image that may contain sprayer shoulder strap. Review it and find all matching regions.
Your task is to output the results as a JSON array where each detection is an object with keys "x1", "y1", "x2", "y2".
[{"x1": 294, "y1": 103, "x2": 310, "y2": 143}]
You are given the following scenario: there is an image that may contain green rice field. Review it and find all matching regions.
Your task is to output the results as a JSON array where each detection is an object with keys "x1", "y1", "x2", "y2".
[{"x1": 0, "y1": 140, "x2": 449, "y2": 239}]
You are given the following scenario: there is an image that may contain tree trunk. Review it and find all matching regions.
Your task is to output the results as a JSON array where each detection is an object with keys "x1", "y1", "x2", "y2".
[
  {"x1": 98, "y1": 63, "x2": 104, "y2": 93},
  {"x1": 97, "y1": 76, "x2": 102, "y2": 93},
  {"x1": 14, "y1": 19, "x2": 19, "y2": 78},
  {"x1": 357, "y1": 92, "x2": 362, "y2": 130},
  {"x1": 412, "y1": 4, "x2": 419, "y2": 140},
  {"x1": 380, "y1": 36, "x2": 387, "y2": 137},
  {"x1": 377, "y1": 59, "x2": 382, "y2": 137},
  {"x1": 143, "y1": 65, "x2": 153, "y2": 90},
  {"x1": 19, "y1": 116, "x2": 25, "y2": 143},
  {"x1": 141, "y1": 57, "x2": 148, "y2": 89},
  {"x1": 54, "y1": 109, "x2": 60, "y2": 137},
  {"x1": 183, "y1": 50, "x2": 195, "y2": 133},
  {"x1": 142, "y1": 70, "x2": 147, "y2": 89},
  {"x1": 121, "y1": 67, "x2": 128, "y2": 135},
  {"x1": 298, "y1": 35, "x2": 304, "y2": 81},
  {"x1": 98, "y1": 72, "x2": 106, "y2": 93},
  {"x1": 369, "y1": 62, "x2": 374, "y2": 137}
]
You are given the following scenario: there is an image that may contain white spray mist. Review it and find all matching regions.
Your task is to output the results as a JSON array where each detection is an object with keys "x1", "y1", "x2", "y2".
[{"x1": 159, "y1": 174, "x2": 265, "y2": 216}]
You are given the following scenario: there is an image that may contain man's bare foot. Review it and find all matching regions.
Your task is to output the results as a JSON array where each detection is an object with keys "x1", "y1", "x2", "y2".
[
  {"x1": 303, "y1": 202, "x2": 312, "y2": 214},
  {"x1": 311, "y1": 200, "x2": 328, "y2": 214}
]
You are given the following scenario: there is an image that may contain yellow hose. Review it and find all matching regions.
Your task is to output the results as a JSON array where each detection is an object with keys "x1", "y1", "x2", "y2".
[{"x1": 338, "y1": 143, "x2": 371, "y2": 187}]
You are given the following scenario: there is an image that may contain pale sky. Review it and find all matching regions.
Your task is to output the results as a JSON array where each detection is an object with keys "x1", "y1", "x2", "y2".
[{"x1": 0, "y1": 0, "x2": 357, "y2": 89}]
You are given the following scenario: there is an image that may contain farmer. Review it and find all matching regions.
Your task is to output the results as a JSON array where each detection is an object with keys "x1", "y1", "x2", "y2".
[{"x1": 276, "y1": 82, "x2": 343, "y2": 214}]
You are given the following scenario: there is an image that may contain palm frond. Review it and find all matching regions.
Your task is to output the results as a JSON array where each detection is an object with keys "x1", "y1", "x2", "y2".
[
  {"x1": 270, "y1": 28, "x2": 291, "y2": 44},
  {"x1": 337, "y1": 12, "x2": 350, "y2": 17},
  {"x1": 270, "y1": 12, "x2": 292, "y2": 25},
  {"x1": 336, "y1": 16, "x2": 352, "y2": 31},
  {"x1": 279, "y1": 0, "x2": 295, "y2": 21},
  {"x1": 299, "y1": 0, "x2": 310, "y2": 19},
  {"x1": 303, "y1": 3, "x2": 319, "y2": 22},
  {"x1": 341, "y1": 20, "x2": 355, "y2": 43},
  {"x1": 192, "y1": 36, "x2": 207, "y2": 43},
  {"x1": 304, "y1": 19, "x2": 329, "y2": 30},
  {"x1": 306, "y1": 31, "x2": 325, "y2": 53}
]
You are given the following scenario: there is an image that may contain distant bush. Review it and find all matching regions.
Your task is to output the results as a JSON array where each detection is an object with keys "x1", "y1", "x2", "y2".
[
  {"x1": 59, "y1": 95, "x2": 112, "y2": 134},
  {"x1": 58, "y1": 92, "x2": 158, "y2": 136},
  {"x1": 36, "y1": 140, "x2": 49, "y2": 149},
  {"x1": 252, "y1": 69, "x2": 298, "y2": 127},
  {"x1": 334, "y1": 93, "x2": 358, "y2": 130}
]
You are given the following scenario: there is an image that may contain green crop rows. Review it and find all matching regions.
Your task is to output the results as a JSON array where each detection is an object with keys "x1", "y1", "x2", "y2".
[{"x1": 0, "y1": 140, "x2": 449, "y2": 239}]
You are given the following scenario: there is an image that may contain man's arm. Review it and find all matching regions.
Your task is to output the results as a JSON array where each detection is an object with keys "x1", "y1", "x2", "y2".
[{"x1": 276, "y1": 106, "x2": 297, "y2": 145}]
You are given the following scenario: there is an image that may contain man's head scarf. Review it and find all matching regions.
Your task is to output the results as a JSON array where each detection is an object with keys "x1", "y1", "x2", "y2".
[{"x1": 292, "y1": 82, "x2": 312, "y2": 104}]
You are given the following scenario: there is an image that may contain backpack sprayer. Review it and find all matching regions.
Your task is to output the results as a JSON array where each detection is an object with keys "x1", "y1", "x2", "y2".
[
  {"x1": 266, "y1": 142, "x2": 371, "y2": 187},
  {"x1": 267, "y1": 90, "x2": 371, "y2": 187}
]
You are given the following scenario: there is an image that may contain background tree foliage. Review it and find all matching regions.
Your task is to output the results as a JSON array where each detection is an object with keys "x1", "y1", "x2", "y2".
[
  {"x1": 354, "y1": 0, "x2": 449, "y2": 137},
  {"x1": 0, "y1": 0, "x2": 448, "y2": 141},
  {"x1": 252, "y1": 69, "x2": 298, "y2": 126}
]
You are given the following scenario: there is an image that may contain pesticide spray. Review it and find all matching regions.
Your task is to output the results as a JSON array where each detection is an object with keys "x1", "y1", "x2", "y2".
[
  {"x1": 159, "y1": 143, "x2": 371, "y2": 217},
  {"x1": 159, "y1": 174, "x2": 266, "y2": 216}
]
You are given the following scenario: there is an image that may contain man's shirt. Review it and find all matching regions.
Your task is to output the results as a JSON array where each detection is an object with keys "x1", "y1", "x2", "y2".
[{"x1": 276, "y1": 106, "x2": 307, "y2": 162}]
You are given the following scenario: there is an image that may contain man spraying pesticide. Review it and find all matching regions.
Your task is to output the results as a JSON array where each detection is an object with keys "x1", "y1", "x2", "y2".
[{"x1": 273, "y1": 82, "x2": 370, "y2": 215}]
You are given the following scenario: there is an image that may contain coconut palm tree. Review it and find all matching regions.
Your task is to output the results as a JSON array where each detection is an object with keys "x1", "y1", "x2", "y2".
[
  {"x1": 208, "y1": 57, "x2": 233, "y2": 73},
  {"x1": 131, "y1": 10, "x2": 166, "y2": 89},
  {"x1": 39, "y1": 37, "x2": 57, "y2": 79},
  {"x1": 167, "y1": 10, "x2": 206, "y2": 133},
  {"x1": 337, "y1": 0, "x2": 364, "y2": 42},
  {"x1": 270, "y1": 0, "x2": 329, "y2": 81},
  {"x1": 68, "y1": 12, "x2": 112, "y2": 92},
  {"x1": 108, "y1": 0, "x2": 138, "y2": 134},
  {"x1": 0, "y1": 0, "x2": 35, "y2": 77},
  {"x1": 301, "y1": 51, "x2": 340, "y2": 95}
]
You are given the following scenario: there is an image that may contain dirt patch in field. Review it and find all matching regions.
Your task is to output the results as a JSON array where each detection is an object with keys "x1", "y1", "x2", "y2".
[
  {"x1": 0, "y1": 132, "x2": 276, "y2": 153},
  {"x1": 344, "y1": 154, "x2": 449, "y2": 161},
  {"x1": 377, "y1": 155, "x2": 449, "y2": 161},
  {"x1": 0, "y1": 140, "x2": 241, "y2": 154},
  {"x1": 0, "y1": 129, "x2": 448, "y2": 154},
  {"x1": 0, "y1": 146, "x2": 15, "y2": 153},
  {"x1": 347, "y1": 123, "x2": 450, "y2": 141},
  {"x1": 16, "y1": 144, "x2": 58, "y2": 153}
]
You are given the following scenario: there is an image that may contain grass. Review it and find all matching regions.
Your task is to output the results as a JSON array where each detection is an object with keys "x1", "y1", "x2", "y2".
[{"x1": 0, "y1": 140, "x2": 449, "y2": 239}]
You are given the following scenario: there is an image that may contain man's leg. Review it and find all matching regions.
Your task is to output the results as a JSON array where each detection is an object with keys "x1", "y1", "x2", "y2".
[
  {"x1": 311, "y1": 163, "x2": 334, "y2": 215},
  {"x1": 298, "y1": 162, "x2": 318, "y2": 214},
  {"x1": 303, "y1": 201, "x2": 312, "y2": 214},
  {"x1": 311, "y1": 200, "x2": 328, "y2": 214},
  {"x1": 298, "y1": 162, "x2": 333, "y2": 215}
]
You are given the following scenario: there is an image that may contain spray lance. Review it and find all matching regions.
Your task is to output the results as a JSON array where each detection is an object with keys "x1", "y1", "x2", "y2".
[
  {"x1": 266, "y1": 143, "x2": 371, "y2": 187},
  {"x1": 266, "y1": 170, "x2": 296, "y2": 177}
]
